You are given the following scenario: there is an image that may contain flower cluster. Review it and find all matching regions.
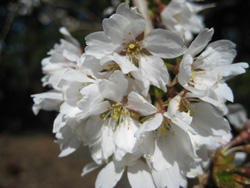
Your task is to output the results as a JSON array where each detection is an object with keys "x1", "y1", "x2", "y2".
[{"x1": 32, "y1": 2, "x2": 248, "y2": 188}]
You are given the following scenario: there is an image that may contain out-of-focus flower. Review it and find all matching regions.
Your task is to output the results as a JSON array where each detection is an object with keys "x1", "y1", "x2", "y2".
[
  {"x1": 227, "y1": 103, "x2": 248, "y2": 130},
  {"x1": 18, "y1": 0, "x2": 40, "y2": 15},
  {"x1": 103, "y1": 0, "x2": 122, "y2": 16},
  {"x1": 161, "y1": 0, "x2": 214, "y2": 42},
  {"x1": 41, "y1": 27, "x2": 82, "y2": 89}
]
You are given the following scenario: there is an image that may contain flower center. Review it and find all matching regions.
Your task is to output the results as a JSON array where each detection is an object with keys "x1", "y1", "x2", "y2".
[
  {"x1": 101, "y1": 102, "x2": 131, "y2": 126},
  {"x1": 153, "y1": 116, "x2": 174, "y2": 140},
  {"x1": 126, "y1": 41, "x2": 142, "y2": 56},
  {"x1": 122, "y1": 40, "x2": 143, "y2": 66},
  {"x1": 173, "y1": 13, "x2": 181, "y2": 22},
  {"x1": 101, "y1": 62, "x2": 121, "y2": 76}
]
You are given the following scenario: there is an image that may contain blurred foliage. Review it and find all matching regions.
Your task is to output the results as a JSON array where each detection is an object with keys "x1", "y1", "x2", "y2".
[{"x1": 0, "y1": 0, "x2": 249, "y2": 134}]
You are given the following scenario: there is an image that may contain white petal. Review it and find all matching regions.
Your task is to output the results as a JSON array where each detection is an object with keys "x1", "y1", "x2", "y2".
[
  {"x1": 213, "y1": 83, "x2": 233, "y2": 102},
  {"x1": 62, "y1": 49, "x2": 79, "y2": 62},
  {"x1": 171, "y1": 124, "x2": 196, "y2": 163},
  {"x1": 227, "y1": 103, "x2": 247, "y2": 129},
  {"x1": 116, "y1": 3, "x2": 145, "y2": 37},
  {"x1": 81, "y1": 116, "x2": 103, "y2": 145},
  {"x1": 114, "y1": 118, "x2": 141, "y2": 154},
  {"x1": 190, "y1": 102, "x2": 231, "y2": 136},
  {"x1": 78, "y1": 101, "x2": 111, "y2": 120},
  {"x1": 186, "y1": 14, "x2": 204, "y2": 32},
  {"x1": 178, "y1": 54, "x2": 212, "y2": 96},
  {"x1": 59, "y1": 27, "x2": 80, "y2": 47},
  {"x1": 139, "y1": 56, "x2": 170, "y2": 92},
  {"x1": 164, "y1": 94, "x2": 194, "y2": 133},
  {"x1": 95, "y1": 161, "x2": 125, "y2": 188},
  {"x1": 85, "y1": 31, "x2": 118, "y2": 59},
  {"x1": 63, "y1": 82, "x2": 83, "y2": 106},
  {"x1": 103, "y1": 13, "x2": 132, "y2": 44},
  {"x1": 60, "y1": 102, "x2": 82, "y2": 117},
  {"x1": 53, "y1": 113, "x2": 66, "y2": 133},
  {"x1": 99, "y1": 70, "x2": 128, "y2": 102},
  {"x1": 127, "y1": 160, "x2": 156, "y2": 188},
  {"x1": 189, "y1": 130, "x2": 216, "y2": 150},
  {"x1": 187, "y1": 28, "x2": 214, "y2": 56},
  {"x1": 82, "y1": 55, "x2": 103, "y2": 75},
  {"x1": 57, "y1": 126, "x2": 82, "y2": 157},
  {"x1": 151, "y1": 162, "x2": 180, "y2": 188},
  {"x1": 186, "y1": 164, "x2": 203, "y2": 178},
  {"x1": 89, "y1": 143, "x2": 104, "y2": 165},
  {"x1": 127, "y1": 91, "x2": 157, "y2": 116},
  {"x1": 81, "y1": 162, "x2": 100, "y2": 177},
  {"x1": 77, "y1": 84, "x2": 110, "y2": 119},
  {"x1": 60, "y1": 68, "x2": 94, "y2": 83},
  {"x1": 180, "y1": 174, "x2": 188, "y2": 188},
  {"x1": 114, "y1": 148, "x2": 127, "y2": 161},
  {"x1": 150, "y1": 134, "x2": 176, "y2": 170},
  {"x1": 101, "y1": 121, "x2": 115, "y2": 160},
  {"x1": 187, "y1": 2, "x2": 215, "y2": 13},
  {"x1": 178, "y1": 54, "x2": 193, "y2": 87},
  {"x1": 198, "y1": 40, "x2": 236, "y2": 68},
  {"x1": 113, "y1": 53, "x2": 138, "y2": 74},
  {"x1": 31, "y1": 90, "x2": 63, "y2": 115},
  {"x1": 143, "y1": 28, "x2": 186, "y2": 58},
  {"x1": 135, "y1": 113, "x2": 163, "y2": 139},
  {"x1": 130, "y1": 69, "x2": 151, "y2": 96},
  {"x1": 211, "y1": 62, "x2": 249, "y2": 78}
]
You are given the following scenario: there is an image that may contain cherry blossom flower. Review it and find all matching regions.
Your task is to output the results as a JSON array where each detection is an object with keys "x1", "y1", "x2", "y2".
[
  {"x1": 135, "y1": 91, "x2": 231, "y2": 187},
  {"x1": 178, "y1": 28, "x2": 249, "y2": 112},
  {"x1": 161, "y1": 0, "x2": 214, "y2": 41},
  {"x1": 84, "y1": 3, "x2": 186, "y2": 93},
  {"x1": 41, "y1": 27, "x2": 82, "y2": 89}
]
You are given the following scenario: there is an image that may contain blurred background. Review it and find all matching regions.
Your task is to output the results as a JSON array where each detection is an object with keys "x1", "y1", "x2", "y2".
[{"x1": 0, "y1": 0, "x2": 249, "y2": 187}]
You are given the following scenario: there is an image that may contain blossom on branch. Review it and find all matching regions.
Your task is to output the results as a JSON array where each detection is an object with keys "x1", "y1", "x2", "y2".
[{"x1": 31, "y1": 2, "x2": 249, "y2": 188}]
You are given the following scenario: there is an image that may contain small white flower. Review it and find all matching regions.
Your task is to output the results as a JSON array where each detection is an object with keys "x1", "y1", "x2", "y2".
[
  {"x1": 135, "y1": 91, "x2": 232, "y2": 186},
  {"x1": 85, "y1": 3, "x2": 186, "y2": 93},
  {"x1": 41, "y1": 27, "x2": 82, "y2": 89},
  {"x1": 178, "y1": 28, "x2": 249, "y2": 112},
  {"x1": 53, "y1": 114, "x2": 82, "y2": 157},
  {"x1": 135, "y1": 111, "x2": 198, "y2": 179},
  {"x1": 68, "y1": 70, "x2": 157, "y2": 162},
  {"x1": 85, "y1": 3, "x2": 186, "y2": 60},
  {"x1": 161, "y1": 0, "x2": 214, "y2": 41}
]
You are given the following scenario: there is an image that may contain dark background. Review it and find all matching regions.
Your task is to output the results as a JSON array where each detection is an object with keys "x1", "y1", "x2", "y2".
[{"x1": 0, "y1": 0, "x2": 250, "y2": 134}]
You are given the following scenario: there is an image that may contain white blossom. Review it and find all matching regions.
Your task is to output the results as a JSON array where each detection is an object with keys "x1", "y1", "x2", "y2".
[
  {"x1": 41, "y1": 27, "x2": 82, "y2": 89},
  {"x1": 161, "y1": 0, "x2": 214, "y2": 41},
  {"x1": 178, "y1": 28, "x2": 249, "y2": 112},
  {"x1": 31, "y1": 2, "x2": 249, "y2": 188},
  {"x1": 85, "y1": 3, "x2": 186, "y2": 93}
]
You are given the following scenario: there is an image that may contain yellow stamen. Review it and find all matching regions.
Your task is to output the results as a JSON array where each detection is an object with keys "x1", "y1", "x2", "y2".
[{"x1": 129, "y1": 43, "x2": 135, "y2": 49}]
